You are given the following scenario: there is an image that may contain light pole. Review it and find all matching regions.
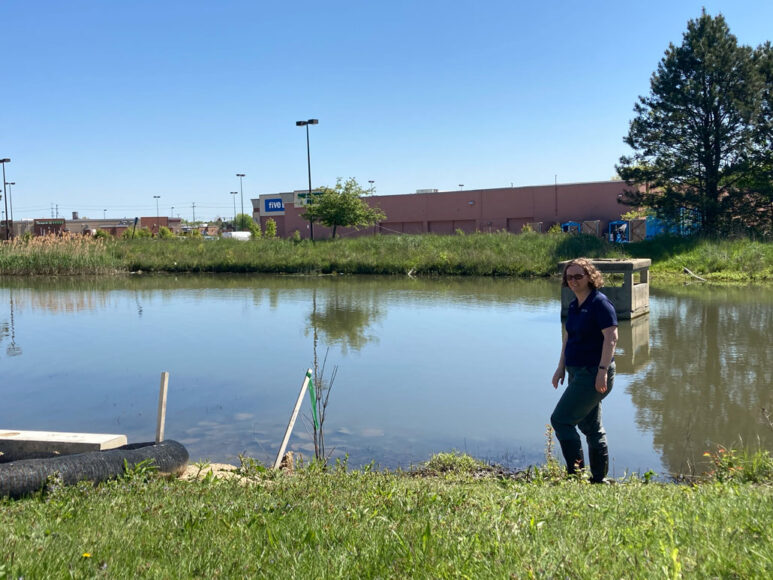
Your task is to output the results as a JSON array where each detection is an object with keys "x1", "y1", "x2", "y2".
[
  {"x1": 230, "y1": 191, "x2": 238, "y2": 224},
  {"x1": 153, "y1": 195, "x2": 161, "y2": 234},
  {"x1": 368, "y1": 180, "x2": 375, "y2": 193},
  {"x1": 236, "y1": 174, "x2": 245, "y2": 230},
  {"x1": 103, "y1": 209, "x2": 107, "y2": 219},
  {"x1": 5, "y1": 182, "x2": 15, "y2": 228},
  {"x1": 1, "y1": 159, "x2": 10, "y2": 240},
  {"x1": 459, "y1": 184, "x2": 464, "y2": 190},
  {"x1": 296, "y1": 118, "x2": 318, "y2": 240}
]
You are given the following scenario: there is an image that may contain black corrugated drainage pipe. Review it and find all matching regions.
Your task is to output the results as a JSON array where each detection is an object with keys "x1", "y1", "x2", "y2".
[{"x1": 0, "y1": 440, "x2": 189, "y2": 500}]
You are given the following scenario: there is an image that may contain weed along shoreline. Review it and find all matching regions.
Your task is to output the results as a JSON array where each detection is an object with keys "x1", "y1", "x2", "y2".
[{"x1": 0, "y1": 231, "x2": 771, "y2": 281}]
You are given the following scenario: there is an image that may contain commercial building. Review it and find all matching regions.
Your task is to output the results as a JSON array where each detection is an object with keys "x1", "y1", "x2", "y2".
[{"x1": 253, "y1": 180, "x2": 635, "y2": 239}]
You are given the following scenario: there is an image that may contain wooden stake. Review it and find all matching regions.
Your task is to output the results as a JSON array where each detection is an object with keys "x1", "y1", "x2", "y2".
[
  {"x1": 274, "y1": 369, "x2": 312, "y2": 470},
  {"x1": 155, "y1": 372, "x2": 169, "y2": 443}
]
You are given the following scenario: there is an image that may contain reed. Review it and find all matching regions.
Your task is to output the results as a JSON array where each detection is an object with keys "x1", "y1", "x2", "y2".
[{"x1": 0, "y1": 233, "x2": 120, "y2": 275}]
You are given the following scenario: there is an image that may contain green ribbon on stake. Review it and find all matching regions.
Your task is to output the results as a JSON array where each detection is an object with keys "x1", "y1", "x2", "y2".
[{"x1": 307, "y1": 370, "x2": 319, "y2": 430}]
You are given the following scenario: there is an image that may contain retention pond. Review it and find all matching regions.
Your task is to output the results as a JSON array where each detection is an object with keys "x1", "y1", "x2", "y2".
[{"x1": 1, "y1": 275, "x2": 770, "y2": 477}]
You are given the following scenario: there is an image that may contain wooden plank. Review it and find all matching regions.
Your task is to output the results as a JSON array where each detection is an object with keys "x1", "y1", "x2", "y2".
[
  {"x1": 156, "y1": 371, "x2": 170, "y2": 443},
  {"x1": 0, "y1": 430, "x2": 127, "y2": 461},
  {"x1": 273, "y1": 369, "x2": 312, "y2": 470}
]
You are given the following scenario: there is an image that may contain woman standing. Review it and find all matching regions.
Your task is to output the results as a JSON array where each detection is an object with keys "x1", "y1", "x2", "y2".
[{"x1": 551, "y1": 258, "x2": 618, "y2": 483}]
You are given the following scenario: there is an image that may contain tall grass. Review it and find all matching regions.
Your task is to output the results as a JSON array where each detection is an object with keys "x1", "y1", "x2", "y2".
[
  {"x1": 626, "y1": 235, "x2": 773, "y2": 281},
  {"x1": 110, "y1": 231, "x2": 622, "y2": 276},
  {"x1": 0, "y1": 233, "x2": 120, "y2": 275},
  {"x1": 2, "y1": 231, "x2": 770, "y2": 280}
]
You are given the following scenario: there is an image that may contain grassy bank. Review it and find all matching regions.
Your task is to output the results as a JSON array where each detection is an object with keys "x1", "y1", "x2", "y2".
[
  {"x1": 1, "y1": 231, "x2": 771, "y2": 280},
  {"x1": 2, "y1": 451, "x2": 772, "y2": 579}
]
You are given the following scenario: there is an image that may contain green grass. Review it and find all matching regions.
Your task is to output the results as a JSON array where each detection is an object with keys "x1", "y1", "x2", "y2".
[
  {"x1": 2, "y1": 231, "x2": 771, "y2": 281},
  {"x1": 626, "y1": 235, "x2": 773, "y2": 281},
  {"x1": 107, "y1": 231, "x2": 619, "y2": 276},
  {"x1": 2, "y1": 451, "x2": 772, "y2": 579}
]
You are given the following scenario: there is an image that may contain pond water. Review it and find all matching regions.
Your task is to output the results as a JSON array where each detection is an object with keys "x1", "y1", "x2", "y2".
[{"x1": 1, "y1": 275, "x2": 770, "y2": 477}]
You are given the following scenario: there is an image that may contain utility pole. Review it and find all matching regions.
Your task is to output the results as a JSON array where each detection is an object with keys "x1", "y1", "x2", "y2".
[{"x1": 192, "y1": 202, "x2": 196, "y2": 223}]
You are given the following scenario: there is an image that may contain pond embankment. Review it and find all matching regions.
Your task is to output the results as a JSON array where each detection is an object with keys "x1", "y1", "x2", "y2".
[
  {"x1": 2, "y1": 451, "x2": 773, "y2": 578},
  {"x1": 1, "y1": 232, "x2": 771, "y2": 281}
]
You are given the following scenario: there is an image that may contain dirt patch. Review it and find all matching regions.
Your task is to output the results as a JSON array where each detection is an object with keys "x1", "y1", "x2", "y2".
[{"x1": 181, "y1": 463, "x2": 241, "y2": 481}]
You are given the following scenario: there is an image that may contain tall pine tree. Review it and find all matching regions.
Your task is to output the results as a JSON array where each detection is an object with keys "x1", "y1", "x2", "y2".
[{"x1": 617, "y1": 11, "x2": 772, "y2": 236}]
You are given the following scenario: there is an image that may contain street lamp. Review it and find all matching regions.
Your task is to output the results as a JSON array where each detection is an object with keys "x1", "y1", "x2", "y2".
[
  {"x1": 236, "y1": 174, "x2": 245, "y2": 230},
  {"x1": 230, "y1": 191, "x2": 238, "y2": 224},
  {"x1": 103, "y1": 209, "x2": 107, "y2": 219},
  {"x1": 5, "y1": 182, "x2": 15, "y2": 227},
  {"x1": 1, "y1": 159, "x2": 10, "y2": 240},
  {"x1": 459, "y1": 184, "x2": 464, "y2": 190},
  {"x1": 295, "y1": 118, "x2": 318, "y2": 240},
  {"x1": 153, "y1": 195, "x2": 161, "y2": 233},
  {"x1": 368, "y1": 180, "x2": 375, "y2": 193}
]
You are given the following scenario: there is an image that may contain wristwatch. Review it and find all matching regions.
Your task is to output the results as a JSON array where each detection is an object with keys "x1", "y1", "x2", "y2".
[{"x1": 598, "y1": 365, "x2": 607, "y2": 370}]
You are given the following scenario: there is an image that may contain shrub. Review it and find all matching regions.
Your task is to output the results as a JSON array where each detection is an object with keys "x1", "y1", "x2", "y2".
[
  {"x1": 248, "y1": 220, "x2": 262, "y2": 239},
  {"x1": 265, "y1": 218, "x2": 277, "y2": 238},
  {"x1": 121, "y1": 226, "x2": 152, "y2": 239}
]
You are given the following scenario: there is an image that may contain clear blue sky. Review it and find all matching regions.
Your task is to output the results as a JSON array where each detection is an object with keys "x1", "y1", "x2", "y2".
[{"x1": 2, "y1": 0, "x2": 771, "y2": 221}]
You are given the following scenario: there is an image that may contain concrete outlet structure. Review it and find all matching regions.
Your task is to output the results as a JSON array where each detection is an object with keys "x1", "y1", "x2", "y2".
[{"x1": 558, "y1": 258, "x2": 651, "y2": 320}]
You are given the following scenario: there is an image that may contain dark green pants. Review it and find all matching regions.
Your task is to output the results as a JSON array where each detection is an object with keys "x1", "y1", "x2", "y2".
[{"x1": 550, "y1": 364, "x2": 615, "y2": 450}]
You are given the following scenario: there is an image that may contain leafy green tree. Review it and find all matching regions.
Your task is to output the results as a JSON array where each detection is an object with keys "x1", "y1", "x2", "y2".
[
  {"x1": 303, "y1": 177, "x2": 386, "y2": 238},
  {"x1": 158, "y1": 226, "x2": 175, "y2": 239},
  {"x1": 617, "y1": 11, "x2": 772, "y2": 235},
  {"x1": 234, "y1": 213, "x2": 255, "y2": 232}
]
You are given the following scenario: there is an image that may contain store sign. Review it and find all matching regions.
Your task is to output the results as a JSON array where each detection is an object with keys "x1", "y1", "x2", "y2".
[
  {"x1": 294, "y1": 190, "x2": 323, "y2": 207},
  {"x1": 263, "y1": 198, "x2": 285, "y2": 213}
]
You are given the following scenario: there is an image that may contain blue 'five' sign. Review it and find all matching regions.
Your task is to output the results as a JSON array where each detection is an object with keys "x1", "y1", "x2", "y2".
[{"x1": 264, "y1": 199, "x2": 284, "y2": 212}]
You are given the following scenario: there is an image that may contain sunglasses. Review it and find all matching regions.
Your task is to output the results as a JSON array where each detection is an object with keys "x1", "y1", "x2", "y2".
[{"x1": 565, "y1": 273, "x2": 586, "y2": 281}]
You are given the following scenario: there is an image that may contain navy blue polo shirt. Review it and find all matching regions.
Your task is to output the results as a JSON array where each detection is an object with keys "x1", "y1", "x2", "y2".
[{"x1": 564, "y1": 289, "x2": 618, "y2": 367}]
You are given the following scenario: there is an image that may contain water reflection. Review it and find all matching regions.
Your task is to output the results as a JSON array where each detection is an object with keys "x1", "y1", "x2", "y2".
[
  {"x1": 628, "y1": 285, "x2": 773, "y2": 475},
  {"x1": 615, "y1": 315, "x2": 650, "y2": 374},
  {"x1": 306, "y1": 284, "x2": 384, "y2": 353}
]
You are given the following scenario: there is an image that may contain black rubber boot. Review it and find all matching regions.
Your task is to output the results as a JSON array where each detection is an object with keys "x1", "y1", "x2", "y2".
[
  {"x1": 558, "y1": 440, "x2": 584, "y2": 476},
  {"x1": 588, "y1": 446, "x2": 609, "y2": 484}
]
